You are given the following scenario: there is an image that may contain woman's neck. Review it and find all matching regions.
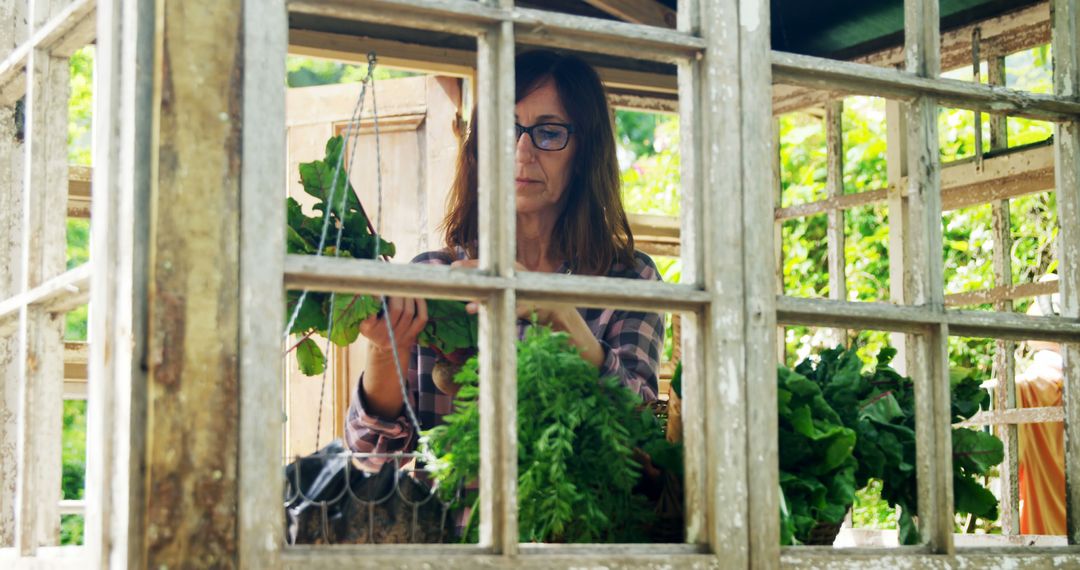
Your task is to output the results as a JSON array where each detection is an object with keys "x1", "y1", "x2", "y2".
[{"x1": 516, "y1": 211, "x2": 560, "y2": 272}]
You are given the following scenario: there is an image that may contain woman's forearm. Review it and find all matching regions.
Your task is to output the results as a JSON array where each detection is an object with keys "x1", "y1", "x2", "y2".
[{"x1": 361, "y1": 344, "x2": 410, "y2": 418}]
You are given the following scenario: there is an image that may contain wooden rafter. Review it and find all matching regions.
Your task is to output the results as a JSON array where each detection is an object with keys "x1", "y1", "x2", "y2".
[{"x1": 580, "y1": 0, "x2": 675, "y2": 29}]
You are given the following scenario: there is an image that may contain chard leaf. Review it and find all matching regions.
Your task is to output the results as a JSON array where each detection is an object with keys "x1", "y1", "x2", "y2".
[
  {"x1": 285, "y1": 291, "x2": 325, "y2": 335},
  {"x1": 954, "y1": 473, "x2": 999, "y2": 520},
  {"x1": 295, "y1": 338, "x2": 325, "y2": 376},
  {"x1": 952, "y1": 428, "x2": 1004, "y2": 475},
  {"x1": 328, "y1": 294, "x2": 381, "y2": 346},
  {"x1": 858, "y1": 390, "x2": 904, "y2": 424}
]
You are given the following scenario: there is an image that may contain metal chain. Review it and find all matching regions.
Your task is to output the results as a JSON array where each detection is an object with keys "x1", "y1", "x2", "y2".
[{"x1": 278, "y1": 51, "x2": 422, "y2": 451}]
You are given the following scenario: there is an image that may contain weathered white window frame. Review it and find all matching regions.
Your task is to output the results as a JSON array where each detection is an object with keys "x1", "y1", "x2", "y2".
[
  {"x1": 264, "y1": 0, "x2": 1080, "y2": 567},
  {"x1": 1, "y1": 0, "x2": 1078, "y2": 568},
  {"x1": 0, "y1": 0, "x2": 94, "y2": 565}
]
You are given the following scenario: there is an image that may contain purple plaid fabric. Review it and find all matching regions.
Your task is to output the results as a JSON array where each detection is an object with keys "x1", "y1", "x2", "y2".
[{"x1": 345, "y1": 247, "x2": 665, "y2": 467}]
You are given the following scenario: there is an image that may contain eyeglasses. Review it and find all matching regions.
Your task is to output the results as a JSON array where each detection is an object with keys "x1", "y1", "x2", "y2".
[{"x1": 515, "y1": 122, "x2": 574, "y2": 151}]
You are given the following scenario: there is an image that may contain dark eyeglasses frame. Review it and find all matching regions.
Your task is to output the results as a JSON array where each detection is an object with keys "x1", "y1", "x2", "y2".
[{"x1": 514, "y1": 122, "x2": 575, "y2": 151}]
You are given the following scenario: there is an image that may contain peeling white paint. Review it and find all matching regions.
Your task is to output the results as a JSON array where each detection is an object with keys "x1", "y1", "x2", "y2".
[{"x1": 739, "y1": 0, "x2": 760, "y2": 32}]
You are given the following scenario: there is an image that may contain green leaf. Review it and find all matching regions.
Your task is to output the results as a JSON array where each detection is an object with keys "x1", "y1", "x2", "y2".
[
  {"x1": 295, "y1": 338, "x2": 325, "y2": 376},
  {"x1": 954, "y1": 473, "x2": 999, "y2": 520},
  {"x1": 328, "y1": 294, "x2": 381, "y2": 347},
  {"x1": 285, "y1": 291, "x2": 325, "y2": 335},
  {"x1": 952, "y1": 428, "x2": 1004, "y2": 475},
  {"x1": 419, "y1": 300, "x2": 479, "y2": 356},
  {"x1": 858, "y1": 390, "x2": 903, "y2": 424}
]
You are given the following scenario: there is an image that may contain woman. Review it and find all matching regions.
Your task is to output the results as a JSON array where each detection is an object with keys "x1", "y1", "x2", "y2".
[{"x1": 346, "y1": 50, "x2": 665, "y2": 462}]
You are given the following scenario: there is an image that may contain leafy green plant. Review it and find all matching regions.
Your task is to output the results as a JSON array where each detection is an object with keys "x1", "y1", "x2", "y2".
[
  {"x1": 793, "y1": 346, "x2": 1002, "y2": 544},
  {"x1": 284, "y1": 136, "x2": 477, "y2": 375},
  {"x1": 777, "y1": 366, "x2": 857, "y2": 545},
  {"x1": 422, "y1": 325, "x2": 680, "y2": 543}
]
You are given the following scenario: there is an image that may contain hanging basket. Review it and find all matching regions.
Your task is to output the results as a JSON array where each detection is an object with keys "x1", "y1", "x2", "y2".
[{"x1": 284, "y1": 441, "x2": 451, "y2": 545}]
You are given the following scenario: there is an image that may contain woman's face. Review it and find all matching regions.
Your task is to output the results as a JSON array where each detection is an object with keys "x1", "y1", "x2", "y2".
[{"x1": 514, "y1": 79, "x2": 575, "y2": 217}]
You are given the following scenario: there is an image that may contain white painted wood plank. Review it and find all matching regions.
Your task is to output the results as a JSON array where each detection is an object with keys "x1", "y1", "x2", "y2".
[
  {"x1": 280, "y1": 550, "x2": 723, "y2": 569},
  {"x1": 739, "y1": 0, "x2": 780, "y2": 565},
  {"x1": 283, "y1": 254, "x2": 712, "y2": 312},
  {"x1": 777, "y1": 296, "x2": 1080, "y2": 342},
  {"x1": 14, "y1": 37, "x2": 69, "y2": 554},
  {"x1": 288, "y1": 0, "x2": 704, "y2": 63},
  {"x1": 773, "y1": 51, "x2": 1080, "y2": 122},
  {"x1": 770, "y1": 141, "x2": 1055, "y2": 220},
  {"x1": 991, "y1": 197, "x2": 1020, "y2": 535},
  {"x1": 825, "y1": 100, "x2": 846, "y2": 347},
  {"x1": 0, "y1": 264, "x2": 91, "y2": 334},
  {"x1": 0, "y1": 16, "x2": 24, "y2": 543},
  {"x1": 475, "y1": 14, "x2": 518, "y2": 554},
  {"x1": 988, "y1": 48, "x2": 1020, "y2": 535},
  {"x1": 239, "y1": 0, "x2": 286, "y2": 567},
  {"x1": 957, "y1": 406, "x2": 1065, "y2": 427},
  {"x1": 1052, "y1": 0, "x2": 1080, "y2": 547},
  {"x1": 781, "y1": 551, "x2": 1080, "y2": 569},
  {"x1": 698, "y1": 0, "x2": 750, "y2": 564},
  {"x1": 84, "y1": 0, "x2": 156, "y2": 565},
  {"x1": 903, "y1": 0, "x2": 953, "y2": 553},
  {"x1": 0, "y1": 0, "x2": 95, "y2": 106},
  {"x1": 676, "y1": 0, "x2": 706, "y2": 547}
]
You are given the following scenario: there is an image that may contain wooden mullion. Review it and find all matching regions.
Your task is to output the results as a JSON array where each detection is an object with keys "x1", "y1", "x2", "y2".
[
  {"x1": 772, "y1": 51, "x2": 1080, "y2": 122},
  {"x1": 825, "y1": 100, "x2": 847, "y2": 346},
  {"x1": 777, "y1": 296, "x2": 1080, "y2": 342},
  {"x1": 237, "y1": 0, "x2": 286, "y2": 566},
  {"x1": 738, "y1": 0, "x2": 779, "y2": 564},
  {"x1": 287, "y1": 0, "x2": 704, "y2": 63},
  {"x1": 991, "y1": 195, "x2": 1020, "y2": 536},
  {"x1": 476, "y1": 8, "x2": 518, "y2": 553},
  {"x1": 0, "y1": 40, "x2": 24, "y2": 545},
  {"x1": 774, "y1": 142, "x2": 1057, "y2": 221},
  {"x1": 698, "y1": 0, "x2": 749, "y2": 563},
  {"x1": 83, "y1": 0, "x2": 157, "y2": 564},
  {"x1": 958, "y1": 405, "x2": 1065, "y2": 427},
  {"x1": 988, "y1": 56, "x2": 1008, "y2": 149},
  {"x1": 675, "y1": 0, "x2": 706, "y2": 547},
  {"x1": 885, "y1": 100, "x2": 909, "y2": 374},
  {"x1": 986, "y1": 50, "x2": 1019, "y2": 537},
  {"x1": 1052, "y1": 0, "x2": 1080, "y2": 546},
  {"x1": 781, "y1": 551, "x2": 1080, "y2": 568},
  {"x1": 283, "y1": 254, "x2": 712, "y2": 312},
  {"x1": 13, "y1": 7, "x2": 69, "y2": 549},
  {"x1": 904, "y1": 0, "x2": 953, "y2": 553},
  {"x1": 773, "y1": 120, "x2": 786, "y2": 364}
]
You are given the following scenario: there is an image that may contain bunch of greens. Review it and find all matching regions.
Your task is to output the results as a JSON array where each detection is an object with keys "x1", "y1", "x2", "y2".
[
  {"x1": 422, "y1": 325, "x2": 681, "y2": 543},
  {"x1": 285, "y1": 136, "x2": 477, "y2": 375},
  {"x1": 793, "y1": 346, "x2": 1001, "y2": 545},
  {"x1": 777, "y1": 367, "x2": 858, "y2": 545}
]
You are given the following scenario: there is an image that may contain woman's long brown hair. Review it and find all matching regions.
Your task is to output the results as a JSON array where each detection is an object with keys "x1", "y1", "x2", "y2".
[{"x1": 441, "y1": 50, "x2": 635, "y2": 276}]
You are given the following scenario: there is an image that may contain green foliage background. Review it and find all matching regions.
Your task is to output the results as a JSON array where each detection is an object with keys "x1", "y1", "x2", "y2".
[
  {"x1": 616, "y1": 47, "x2": 1058, "y2": 533},
  {"x1": 59, "y1": 48, "x2": 1059, "y2": 542}
]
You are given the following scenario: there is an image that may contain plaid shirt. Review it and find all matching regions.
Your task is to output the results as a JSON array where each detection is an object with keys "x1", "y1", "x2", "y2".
[{"x1": 345, "y1": 248, "x2": 665, "y2": 466}]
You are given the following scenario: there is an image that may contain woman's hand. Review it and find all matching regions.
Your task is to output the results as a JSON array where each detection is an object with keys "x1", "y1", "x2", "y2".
[
  {"x1": 359, "y1": 297, "x2": 428, "y2": 418},
  {"x1": 450, "y1": 259, "x2": 563, "y2": 323},
  {"x1": 450, "y1": 260, "x2": 604, "y2": 367},
  {"x1": 358, "y1": 297, "x2": 429, "y2": 354}
]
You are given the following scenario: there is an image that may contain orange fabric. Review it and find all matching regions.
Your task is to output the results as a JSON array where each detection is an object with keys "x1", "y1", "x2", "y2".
[{"x1": 1016, "y1": 350, "x2": 1065, "y2": 536}]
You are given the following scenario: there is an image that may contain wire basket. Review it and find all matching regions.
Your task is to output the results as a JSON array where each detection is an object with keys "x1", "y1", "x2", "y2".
[{"x1": 284, "y1": 441, "x2": 454, "y2": 545}]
